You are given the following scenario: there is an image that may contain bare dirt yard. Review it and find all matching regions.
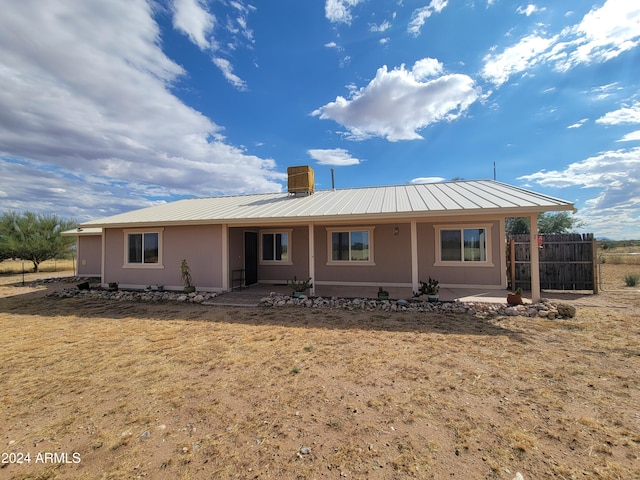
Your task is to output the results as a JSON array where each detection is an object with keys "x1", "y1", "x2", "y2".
[{"x1": 1, "y1": 274, "x2": 639, "y2": 479}]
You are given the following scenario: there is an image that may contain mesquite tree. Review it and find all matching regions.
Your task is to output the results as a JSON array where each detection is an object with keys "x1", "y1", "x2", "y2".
[{"x1": 0, "y1": 211, "x2": 77, "y2": 272}]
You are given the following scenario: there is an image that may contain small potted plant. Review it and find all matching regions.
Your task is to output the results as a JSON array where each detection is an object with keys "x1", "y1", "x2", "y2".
[
  {"x1": 289, "y1": 276, "x2": 312, "y2": 297},
  {"x1": 419, "y1": 277, "x2": 440, "y2": 302},
  {"x1": 377, "y1": 287, "x2": 390, "y2": 300},
  {"x1": 507, "y1": 287, "x2": 523, "y2": 305},
  {"x1": 180, "y1": 259, "x2": 195, "y2": 293}
]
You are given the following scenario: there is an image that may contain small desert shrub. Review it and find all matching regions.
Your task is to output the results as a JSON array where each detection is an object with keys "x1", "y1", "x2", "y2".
[{"x1": 624, "y1": 274, "x2": 640, "y2": 287}]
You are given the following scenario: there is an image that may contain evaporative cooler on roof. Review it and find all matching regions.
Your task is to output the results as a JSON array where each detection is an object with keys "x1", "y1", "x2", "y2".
[{"x1": 287, "y1": 165, "x2": 315, "y2": 196}]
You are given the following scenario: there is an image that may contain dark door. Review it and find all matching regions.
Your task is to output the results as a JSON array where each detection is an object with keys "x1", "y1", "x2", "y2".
[{"x1": 244, "y1": 231, "x2": 258, "y2": 286}]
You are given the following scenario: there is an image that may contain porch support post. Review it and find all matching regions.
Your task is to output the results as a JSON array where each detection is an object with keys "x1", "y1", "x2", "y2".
[
  {"x1": 411, "y1": 220, "x2": 419, "y2": 294},
  {"x1": 499, "y1": 217, "x2": 508, "y2": 288},
  {"x1": 221, "y1": 224, "x2": 229, "y2": 291},
  {"x1": 529, "y1": 215, "x2": 540, "y2": 302},
  {"x1": 308, "y1": 222, "x2": 315, "y2": 296}
]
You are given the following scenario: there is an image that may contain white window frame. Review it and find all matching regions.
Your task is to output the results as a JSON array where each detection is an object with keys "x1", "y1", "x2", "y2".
[
  {"x1": 433, "y1": 224, "x2": 493, "y2": 267},
  {"x1": 326, "y1": 227, "x2": 375, "y2": 266},
  {"x1": 123, "y1": 228, "x2": 164, "y2": 269},
  {"x1": 259, "y1": 229, "x2": 293, "y2": 265}
]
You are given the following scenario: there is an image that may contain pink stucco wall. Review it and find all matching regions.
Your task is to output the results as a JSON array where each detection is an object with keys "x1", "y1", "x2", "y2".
[
  {"x1": 417, "y1": 220, "x2": 502, "y2": 287},
  {"x1": 103, "y1": 225, "x2": 224, "y2": 290},
  {"x1": 314, "y1": 223, "x2": 413, "y2": 284},
  {"x1": 97, "y1": 217, "x2": 504, "y2": 291},
  {"x1": 258, "y1": 226, "x2": 309, "y2": 282},
  {"x1": 76, "y1": 235, "x2": 102, "y2": 277}
]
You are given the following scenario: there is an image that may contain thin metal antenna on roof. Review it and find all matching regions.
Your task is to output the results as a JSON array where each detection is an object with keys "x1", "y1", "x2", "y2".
[
  {"x1": 331, "y1": 168, "x2": 336, "y2": 191},
  {"x1": 493, "y1": 162, "x2": 496, "y2": 181}
]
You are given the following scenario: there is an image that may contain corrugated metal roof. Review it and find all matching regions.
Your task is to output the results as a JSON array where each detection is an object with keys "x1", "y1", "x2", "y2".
[{"x1": 81, "y1": 180, "x2": 574, "y2": 228}]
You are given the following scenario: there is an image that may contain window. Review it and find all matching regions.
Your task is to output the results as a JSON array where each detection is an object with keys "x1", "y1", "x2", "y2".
[
  {"x1": 327, "y1": 228, "x2": 374, "y2": 264},
  {"x1": 435, "y1": 225, "x2": 491, "y2": 265},
  {"x1": 124, "y1": 229, "x2": 163, "y2": 268},
  {"x1": 260, "y1": 230, "x2": 291, "y2": 263}
]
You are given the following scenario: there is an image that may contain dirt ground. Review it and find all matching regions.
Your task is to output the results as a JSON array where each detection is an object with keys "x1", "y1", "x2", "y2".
[{"x1": 0, "y1": 274, "x2": 639, "y2": 480}]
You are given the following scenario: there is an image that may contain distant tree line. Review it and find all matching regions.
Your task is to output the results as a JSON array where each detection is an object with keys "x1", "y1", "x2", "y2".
[
  {"x1": 0, "y1": 211, "x2": 77, "y2": 272},
  {"x1": 506, "y1": 212, "x2": 585, "y2": 236}
]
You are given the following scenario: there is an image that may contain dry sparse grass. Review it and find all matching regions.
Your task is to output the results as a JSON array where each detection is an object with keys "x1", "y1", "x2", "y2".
[
  {"x1": 0, "y1": 279, "x2": 639, "y2": 479},
  {"x1": 0, "y1": 259, "x2": 74, "y2": 275}
]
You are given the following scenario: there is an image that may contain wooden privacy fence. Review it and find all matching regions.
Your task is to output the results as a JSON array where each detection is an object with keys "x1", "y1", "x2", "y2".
[{"x1": 508, "y1": 233, "x2": 598, "y2": 293}]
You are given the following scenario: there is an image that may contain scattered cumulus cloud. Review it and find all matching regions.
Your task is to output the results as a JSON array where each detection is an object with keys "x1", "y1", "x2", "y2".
[
  {"x1": 170, "y1": 0, "x2": 215, "y2": 50},
  {"x1": 516, "y1": 5, "x2": 545, "y2": 17},
  {"x1": 596, "y1": 102, "x2": 640, "y2": 125},
  {"x1": 308, "y1": 148, "x2": 362, "y2": 166},
  {"x1": 482, "y1": 34, "x2": 557, "y2": 87},
  {"x1": 212, "y1": 56, "x2": 248, "y2": 91},
  {"x1": 519, "y1": 147, "x2": 640, "y2": 236},
  {"x1": 410, "y1": 177, "x2": 446, "y2": 184},
  {"x1": 619, "y1": 130, "x2": 640, "y2": 142},
  {"x1": 312, "y1": 59, "x2": 478, "y2": 141},
  {"x1": 0, "y1": 0, "x2": 281, "y2": 218},
  {"x1": 567, "y1": 118, "x2": 588, "y2": 129},
  {"x1": 171, "y1": 0, "x2": 254, "y2": 90},
  {"x1": 482, "y1": 0, "x2": 640, "y2": 86},
  {"x1": 325, "y1": 0, "x2": 363, "y2": 25},
  {"x1": 408, "y1": 0, "x2": 449, "y2": 37},
  {"x1": 370, "y1": 20, "x2": 391, "y2": 33}
]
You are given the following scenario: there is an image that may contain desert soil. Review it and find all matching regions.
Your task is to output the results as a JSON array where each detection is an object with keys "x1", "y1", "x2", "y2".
[{"x1": 0, "y1": 274, "x2": 639, "y2": 480}]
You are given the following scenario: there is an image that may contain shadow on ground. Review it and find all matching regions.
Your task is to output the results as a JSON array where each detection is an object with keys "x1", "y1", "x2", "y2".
[{"x1": 0, "y1": 279, "x2": 526, "y2": 339}]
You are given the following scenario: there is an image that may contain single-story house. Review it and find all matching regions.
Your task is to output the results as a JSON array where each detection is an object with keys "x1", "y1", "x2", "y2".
[{"x1": 64, "y1": 166, "x2": 574, "y2": 301}]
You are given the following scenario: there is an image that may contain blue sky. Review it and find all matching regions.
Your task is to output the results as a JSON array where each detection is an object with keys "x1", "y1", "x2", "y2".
[{"x1": 0, "y1": 0, "x2": 639, "y2": 239}]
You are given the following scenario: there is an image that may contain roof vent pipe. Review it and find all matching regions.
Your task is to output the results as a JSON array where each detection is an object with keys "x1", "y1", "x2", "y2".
[{"x1": 331, "y1": 168, "x2": 335, "y2": 191}]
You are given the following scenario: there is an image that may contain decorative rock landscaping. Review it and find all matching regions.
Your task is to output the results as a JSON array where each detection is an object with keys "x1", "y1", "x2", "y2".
[
  {"x1": 258, "y1": 293, "x2": 577, "y2": 319},
  {"x1": 46, "y1": 279, "x2": 577, "y2": 319}
]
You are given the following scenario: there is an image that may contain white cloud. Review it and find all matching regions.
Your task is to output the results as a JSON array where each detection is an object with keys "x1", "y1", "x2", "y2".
[
  {"x1": 556, "y1": 0, "x2": 640, "y2": 71},
  {"x1": 482, "y1": 34, "x2": 557, "y2": 87},
  {"x1": 619, "y1": 130, "x2": 640, "y2": 142},
  {"x1": 370, "y1": 20, "x2": 391, "y2": 33},
  {"x1": 482, "y1": 1, "x2": 640, "y2": 86},
  {"x1": 171, "y1": 0, "x2": 215, "y2": 50},
  {"x1": 567, "y1": 118, "x2": 588, "y2": 129},
  {"x1": 519, "y1": 147, "x2": 640, "y2": 235},
  {"x1": 516, "y1": 5, "x2": 545, "y2": 17},
  {"x1": 325, "y1": 0, "x2": 363, "y2": 24},
  {"x1": 212, "y1": 56, "x2": 248, "y2": 91},
  {"x1": 411, "y1": 58, "x2": 444, "y2": 80},
  {"x1": 410, "y1": 177, "x2": 446, "y2": 184},
  {"x1": 308, "y1": 148, "x2": 362, "y2": 166},
  {"x1": 312, "y1": 59, "x2": 479, "y2": 141},
  {"x1": 596, "y1": 103, "x2": 640, "y2": 125},
  {"x1": 0, "y1": 0, "x2": 281, "y2": 219},
  {"x1": 408, "y1": 0, "x2": 448, "y2": 37}
]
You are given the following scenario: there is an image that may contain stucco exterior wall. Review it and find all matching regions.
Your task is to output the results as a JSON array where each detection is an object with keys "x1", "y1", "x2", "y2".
[
  {"x1": 103, "y1": 225, "x2": 224, "y2": 290},
  {"x1": 76, "y1": 235, "x2": 102, "y2": 277},
  {"x1": 417, "y1": 219, "x2": 502, "y2": 287},
  {"x1": 313, "y1": 223, "x2": 413, "y2": 285},
  {"x1": 258, "y1": 226, "x2": 309, "y2": 283}
]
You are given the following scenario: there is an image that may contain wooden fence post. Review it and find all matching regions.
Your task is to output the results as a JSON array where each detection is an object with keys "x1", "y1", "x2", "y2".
[{"x1": 592, "y1": 236, "x2": 599, "y2": 294}]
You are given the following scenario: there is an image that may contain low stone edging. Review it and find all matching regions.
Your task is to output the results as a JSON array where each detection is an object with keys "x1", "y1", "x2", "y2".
[
  {"x1": 47, "y1": 280, "x2": 577, "y2": 319},
  {"x1": 259, "y1": 293, "x2": 576, "y2": 319}
]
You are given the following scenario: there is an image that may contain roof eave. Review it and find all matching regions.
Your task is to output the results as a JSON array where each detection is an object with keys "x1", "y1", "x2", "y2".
[{"x1": 80, "y1": 202, "x2": 574, "y2": 229}]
